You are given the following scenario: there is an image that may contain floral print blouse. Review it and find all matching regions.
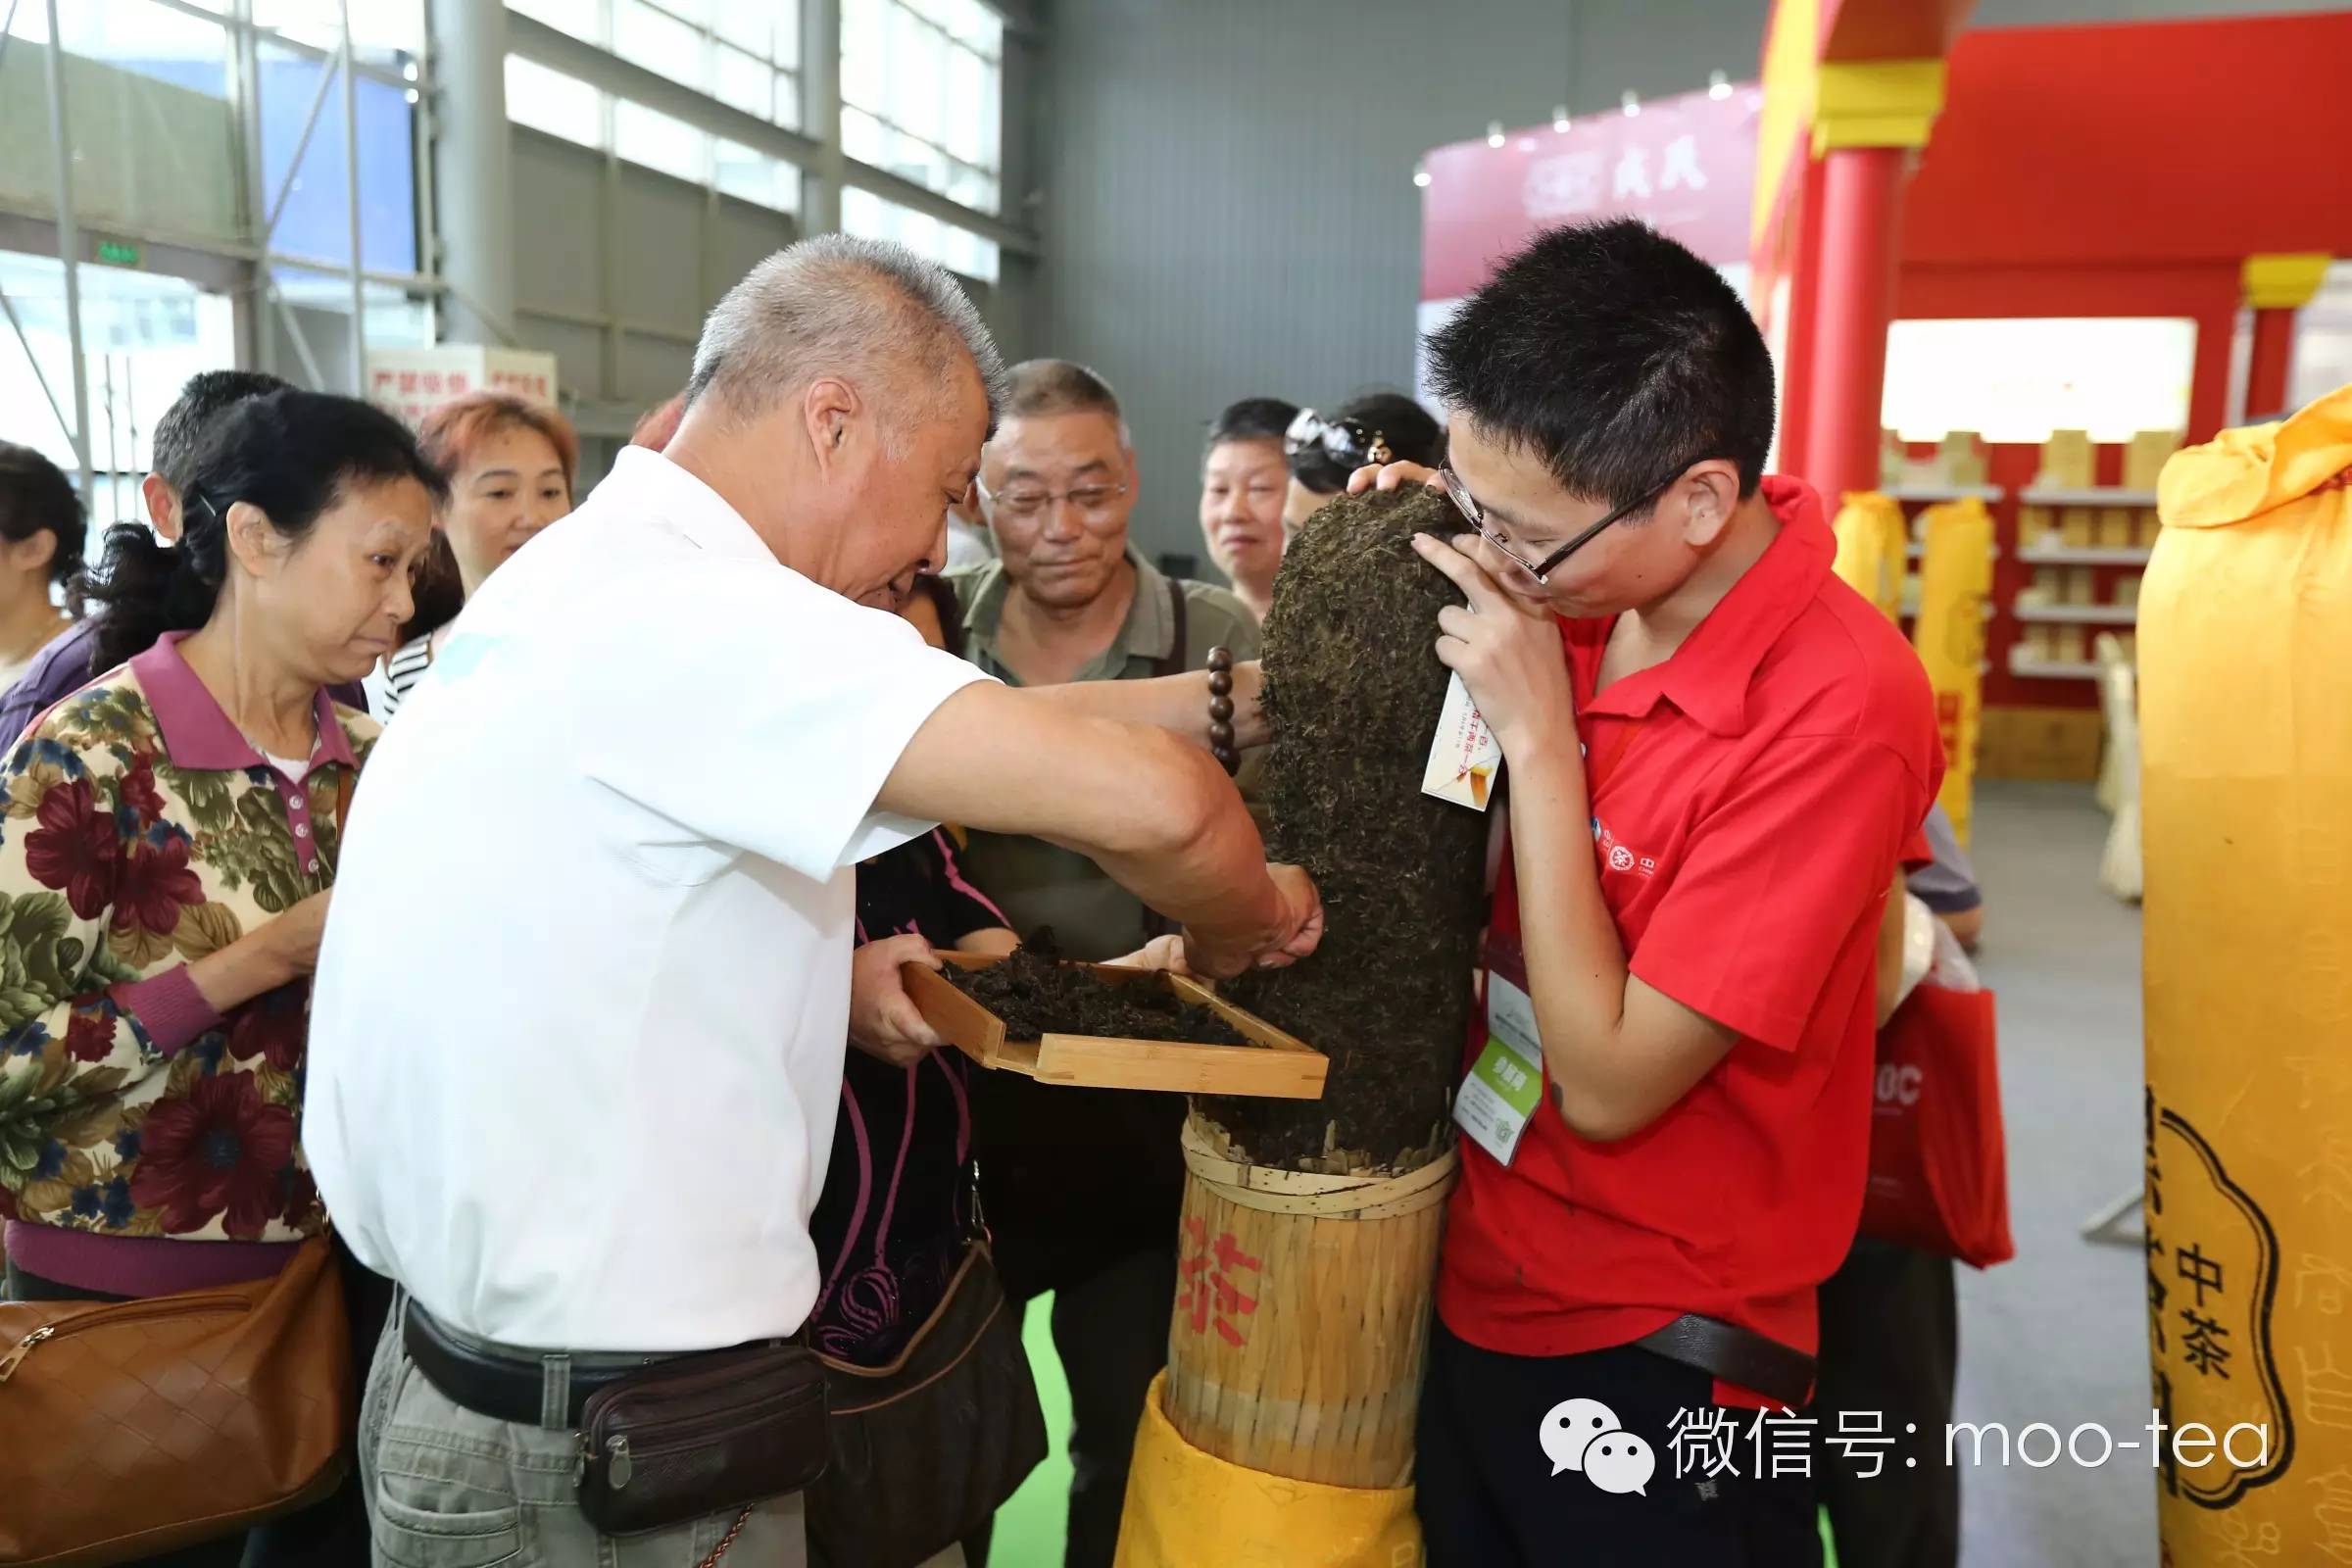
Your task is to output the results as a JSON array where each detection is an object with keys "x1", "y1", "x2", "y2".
[{"x1": 0, "y1": 632, "x2": 373, "y2": 1251}]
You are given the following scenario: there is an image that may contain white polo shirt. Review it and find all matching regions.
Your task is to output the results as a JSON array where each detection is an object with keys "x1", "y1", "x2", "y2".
[{"x1": 305, "y1": 447, "x2": 991, "y2": 1352}]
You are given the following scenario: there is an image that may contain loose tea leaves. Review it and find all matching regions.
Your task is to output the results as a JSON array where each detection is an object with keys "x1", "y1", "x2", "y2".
[
  {"x1": 948, "y1": 931, "x2": 1253, "y2": 1047},
  {"x1": 1203, "y1": 487, "x2": 1492, "y2": 1174}
]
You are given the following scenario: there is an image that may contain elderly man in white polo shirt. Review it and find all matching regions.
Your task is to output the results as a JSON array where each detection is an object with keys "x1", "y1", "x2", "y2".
[{"x1": 304, "y1": 235, "x2": 1321, "y2": 1567}]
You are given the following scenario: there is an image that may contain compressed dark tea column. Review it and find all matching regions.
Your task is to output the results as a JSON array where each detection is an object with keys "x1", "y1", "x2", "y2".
[
  {"x1": 1205, "y1": 484, "x2": 1490, "y2": 1172},
  {"x1": 1147, "y1": 487, "x2": 1493, "y2": 1514}
]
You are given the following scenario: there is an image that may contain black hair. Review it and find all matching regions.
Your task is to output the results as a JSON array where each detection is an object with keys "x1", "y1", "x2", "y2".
[
  {"x1": 1425, "y1": 218, "x2": 1774, "y2": 510},
  {"x1": 1204, "y1": 397, "x2": 1298, "y2": 457},
  {"x1": 1288, "y1": 392, "x2": 1446, "y2": 495},
  {"x1": 398, "y1": 532, "x2": 467, "y2": 649},
  {"x1": 0, "y1": 441, "x2": 86, "y2": 605},
  {"x1": 909, "y1": 572, "x2": 965, "y2": 651},
  {"x1": 149, "y1": 369, "x2": 292, "y2": 492},
  {"x1": 82, "y1": 389, "x2": 448, "y2": 672}
]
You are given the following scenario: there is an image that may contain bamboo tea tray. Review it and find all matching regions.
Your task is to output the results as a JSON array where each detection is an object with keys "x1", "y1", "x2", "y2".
[{"x1": 904, "y1": 953, "x2": 1328, "y2": 1101}]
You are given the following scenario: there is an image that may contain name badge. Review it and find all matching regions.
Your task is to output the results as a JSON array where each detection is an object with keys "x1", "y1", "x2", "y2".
[{"x1": 1454, "y1": 936, "x2": 1544, "y2": 1166}]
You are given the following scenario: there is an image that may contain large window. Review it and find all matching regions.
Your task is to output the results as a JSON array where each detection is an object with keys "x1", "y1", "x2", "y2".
[
  {"x1": 0, "y1": 0, "x2": 244, "y2": 245},
  {"x1": 840, "y1": 0, "x2": 1000, "y2": 216},
  {"x1": 501, "y1": 0, "x2": 1007, "y2": 277},
  {"x1": 840, "y1": 0, "x2": 1003, "y2": 282},
  {"x1": 250, "y1": 0, "x2": 426, "y2": 69},
  {"x1": 843, "y1": 188, "x2": 998, "y2": 285},
  {"x1": 505, "y1": 0, "x2": 804, "y2": 213},
  {"x1": 0, "y1": 250, "x2": 238, "y2": 553}
]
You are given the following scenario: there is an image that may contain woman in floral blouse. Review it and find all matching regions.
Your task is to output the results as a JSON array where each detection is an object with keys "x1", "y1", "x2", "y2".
[{"x1": 0, "y1": 388, "x2": 441, "y2": 1564}]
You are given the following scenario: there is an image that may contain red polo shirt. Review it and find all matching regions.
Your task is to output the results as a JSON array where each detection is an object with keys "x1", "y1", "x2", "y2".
[{"x1": 1436, "y1": 476, "x2": 1941, "y2": 1405}]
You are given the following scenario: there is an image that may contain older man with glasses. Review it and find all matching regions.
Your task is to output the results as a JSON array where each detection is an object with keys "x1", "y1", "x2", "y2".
[{"x1": 944, "y1": 358, "x2": 1260, "y2": 1568}]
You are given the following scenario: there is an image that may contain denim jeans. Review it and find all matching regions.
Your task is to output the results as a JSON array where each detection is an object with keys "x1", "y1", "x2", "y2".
[{"x1": 359, "y1": 1298, "x2": 808, "y2": 1568}]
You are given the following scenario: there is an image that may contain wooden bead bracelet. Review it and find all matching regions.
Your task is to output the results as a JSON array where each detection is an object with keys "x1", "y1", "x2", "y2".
[{"x1": 1206, "y1": 647, "x2": 1240, "y2": 775}]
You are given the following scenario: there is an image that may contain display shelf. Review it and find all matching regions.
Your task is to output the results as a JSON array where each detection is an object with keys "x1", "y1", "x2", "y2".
[
  {"x1": 2018, "y1": 486, "x2": 2161, "y2": 508},
  {"x1": 2007, "y1": 648, "x2": 2104, "y2": 682},
  {"x1": 1886, "y1": 483, "x2": 2007, "y2": 504},
  {"x1": 1906, "y1": 540, "x2": 2002, "y2": 561},
  {"x1": 2013, "y1": 603, "x2": 2138, "y2": 625},
  {"x1": 1897, "y1": 594, "x2": 1997, "y2": 619},
  {"x1": 2017, "y1": 544, "x2": 2153, "y2": 566}
]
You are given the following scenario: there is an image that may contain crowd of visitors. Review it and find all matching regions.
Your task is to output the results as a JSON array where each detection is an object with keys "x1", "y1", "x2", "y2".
[{"x1": 0, "y1": 219, "x2": 1950, "y2": 1568}]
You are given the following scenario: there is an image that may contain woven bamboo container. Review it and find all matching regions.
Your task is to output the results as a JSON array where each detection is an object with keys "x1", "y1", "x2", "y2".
[{"x1": 1160, "y1": 1114, "x2": 1458, "y2": 1488}]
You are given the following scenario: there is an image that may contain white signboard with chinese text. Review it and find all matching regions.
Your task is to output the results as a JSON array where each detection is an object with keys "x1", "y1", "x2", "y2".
[{"x1": 365, "y1": 346, "x2": 560, "y2": 428}]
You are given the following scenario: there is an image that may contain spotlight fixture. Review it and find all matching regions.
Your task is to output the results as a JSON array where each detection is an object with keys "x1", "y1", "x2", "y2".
[
  {"x1": 1413, "y1": 168, "x2": 1432, "y2": 188},
  {"x1": 1486, "y1": 121, "x2": 1505, "y2": 148},
  {"x1": 1621, "y1": 91, "x2": 1640, "y2": 118},
  {"x1": 1552, "y1": 105, "x2": 1571, "y2": 133},
  {"x1": 1708, "y1": 70, "x2": 1732, "y2": 100}
]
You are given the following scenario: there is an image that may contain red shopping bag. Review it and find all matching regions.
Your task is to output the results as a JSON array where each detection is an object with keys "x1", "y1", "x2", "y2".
[{"x1": 1859, "y1": 983, "x2": 2015, "y2": 1267}]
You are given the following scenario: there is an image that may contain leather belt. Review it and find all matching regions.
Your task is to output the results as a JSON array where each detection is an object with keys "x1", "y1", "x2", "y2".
[
  {"x1": 1632, "y1": 1313, "x2": 1818, "y2": 1408},
  {"x1": 403, "y1": 1299, "x2": 674, "y2": 1430}
]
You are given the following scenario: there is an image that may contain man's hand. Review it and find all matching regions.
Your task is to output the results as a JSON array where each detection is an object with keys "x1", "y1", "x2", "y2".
[
  {"x1": 1182, "y1": 862, "x2": 1323, "y2": 977},
  {"x1": 850, "y1": 932, "x2": 948, "y2": 1066},
  {"x1": 1348, "y1": 461, "x2": 1444, "y2": 495},
  {"x1": 1411, "y1": 531, "x2": 1580, "y2": 764}
]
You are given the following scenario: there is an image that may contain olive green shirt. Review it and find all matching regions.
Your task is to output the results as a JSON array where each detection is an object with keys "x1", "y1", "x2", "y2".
[{"x1": 948, "y1": 549, "x2": 1262, "y2": 960}]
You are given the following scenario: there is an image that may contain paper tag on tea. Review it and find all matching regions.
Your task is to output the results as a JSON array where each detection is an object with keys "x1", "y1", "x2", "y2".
[{"x1": 1421, "y1": 671, "x2": 1503, "y2": 811}]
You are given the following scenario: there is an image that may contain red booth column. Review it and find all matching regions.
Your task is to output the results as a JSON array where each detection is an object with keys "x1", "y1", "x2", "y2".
[
  {"x1": 2247, "y1": 310, "x2": 2294, "y2": 417},
  {"x1": 1794, "y1": 62, "x2": 1948, "y2": 504},
  {"x1": 1804, "y1": 147, "x2": 1908, "y2": 504},
  {"x1": 2243, "y1": 254, "x2": 2331, "y2": 420}
]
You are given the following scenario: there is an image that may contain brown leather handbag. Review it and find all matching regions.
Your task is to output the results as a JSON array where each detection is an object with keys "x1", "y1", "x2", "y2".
[{"x1": 0, "y1": 1233, "x2": 351, "y2": 1567}]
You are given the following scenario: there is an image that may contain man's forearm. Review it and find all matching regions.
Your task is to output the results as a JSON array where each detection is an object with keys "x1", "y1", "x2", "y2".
[
  {"x1": 1026, "y1": 662, "x2": 1267, "y2": 751},
  {"x1": 1507, "y1": 740, "x2": 1632, "y2": 1095},
  {"x1": 1076, "y1": 750, "x2": 1286, "y2": 973},
  {"x1": 880, "y1": 684, "x2": 1285, "y2": 971},
  {"x1": 1508, "y1": 738, "x2": 1740, "y2": 1141}
]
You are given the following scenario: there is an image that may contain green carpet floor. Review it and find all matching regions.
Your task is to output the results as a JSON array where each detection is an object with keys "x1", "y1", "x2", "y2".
[
  {"x1": 988, "y1": 1295, "x2": 1074, "y2": 1566},
  {"x1": 983, "y1": 1293, "x2": 1839, "y2": 1568}
]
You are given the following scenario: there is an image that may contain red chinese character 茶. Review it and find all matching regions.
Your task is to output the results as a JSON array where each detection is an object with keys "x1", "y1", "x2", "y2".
[{"x1": 1177, "y1": 1220, "x2": 1263, "y2": 1345}]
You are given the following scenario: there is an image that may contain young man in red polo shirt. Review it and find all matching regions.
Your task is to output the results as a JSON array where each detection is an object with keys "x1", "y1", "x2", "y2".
[{"x1": 1379, "y1": 219, "x2": 1941, "y2": 1564}]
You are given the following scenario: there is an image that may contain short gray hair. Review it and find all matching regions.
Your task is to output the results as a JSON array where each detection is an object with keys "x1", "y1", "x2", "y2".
[
  {"x1": 1002, "y1": 359, "x2": 1132, "y2": 448},
  {"x1": 686, "y1": 234, "x2": 1006, "y2": 437}
]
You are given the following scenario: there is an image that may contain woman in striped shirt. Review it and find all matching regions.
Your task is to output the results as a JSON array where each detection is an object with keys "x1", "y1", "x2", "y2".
[{"x1": 367, "y1": 392, "x2": 577, "y2": 716}]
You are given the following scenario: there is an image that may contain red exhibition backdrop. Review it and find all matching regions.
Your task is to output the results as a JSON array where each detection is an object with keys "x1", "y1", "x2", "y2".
[
  {"x1": 1755, "y1": 9, "x2": 2352, "y2": 716},
  {"x1": 1419, "y1": 86, "x2": 1762, "y2": 309},
  {"x1": 1419, "y1": 12, "x2": 2352, "y2": 719},
  {"x1": 1893, "y1": 10, "x2": 2352, "y2": 449}
]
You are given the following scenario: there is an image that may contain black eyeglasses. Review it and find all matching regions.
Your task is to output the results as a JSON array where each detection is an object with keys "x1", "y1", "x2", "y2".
[
  {"x1": 1285, "y1": 408, "x2": 1394, "y2": 475},
  {"x1": 1439, "y1": 464, "x2": 1686, "y2": 585}
]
